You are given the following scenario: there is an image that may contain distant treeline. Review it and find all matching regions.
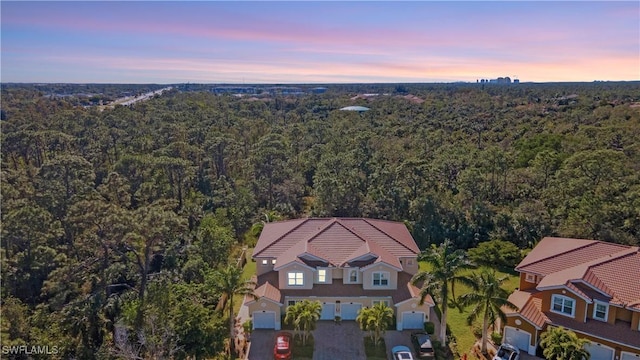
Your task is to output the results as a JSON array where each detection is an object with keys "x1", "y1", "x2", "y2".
[{"x1": 1, "y1": 81, "x2": 639, "y2": 359}]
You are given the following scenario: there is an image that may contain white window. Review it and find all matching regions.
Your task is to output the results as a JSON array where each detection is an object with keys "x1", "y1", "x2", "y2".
[
  {"x1": 372, "y1": 272, "x2": 389, "y2": 286},
  {"x1": 271, "y1": 259, "x2": 277, "y2": 265},
  {"x1": 593, "y1": 301, "x2": 608, "y2": 322},
  {"x1": 287, "y1": 272, "x2": 304, "y2": 286},
  {"x1": 372, "y1": 300, "x2": 390, "y2": 307},
  {"x1": 288, "y1": 300, "x2": 298, "y2": 306},
  {"x1": 261, "y1": 259, "x2": 268, "y2": 265},
  {"x1": 525, "y1": 273, "x2": 537, "y2": 283},
  {"x1": 318, "y1": 269, "x2": 327, "y2": 283},
  {"x1": 551, "y1": 294, "x2": 575, "y2": 317},
  {"x1": 348, "y1": 269, "x2": 358, "y2": 283},
  {"x1": 407, "y1": 259, "x2": 414, "y2": 266}
]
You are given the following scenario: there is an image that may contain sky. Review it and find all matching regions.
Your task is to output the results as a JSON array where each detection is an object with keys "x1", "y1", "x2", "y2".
[{"x1": 1, "y1": 1, "x2": 639, "y2": 84}]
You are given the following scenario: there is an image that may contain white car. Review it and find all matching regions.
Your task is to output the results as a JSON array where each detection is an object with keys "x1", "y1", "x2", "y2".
[
  {"x1": 493, "y1": 343, "x2": 520, "y2": 360},
  {"x1": 392, "y1": 345, "x2": 415, "y2": 360}
]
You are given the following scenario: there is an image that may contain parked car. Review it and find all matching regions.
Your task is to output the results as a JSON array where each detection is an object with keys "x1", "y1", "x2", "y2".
[
  {"x1": 411, "y1": 331, "x2": 435, "y2": 358},
  {"x1": 493, "y1": 343, "x2": 520, "y2": 360},
  {"x1": 392, "y1": 345, "x2": 415, "y2": 360},
  {"x1": 273, "y1": 332, "x2": 292, "y2": 360}
]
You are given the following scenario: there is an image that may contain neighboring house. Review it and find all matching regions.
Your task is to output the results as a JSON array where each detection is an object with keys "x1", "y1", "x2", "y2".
[
  {"x1": 245, "y1": 218, "x2": 434, "y2": 331},
  {"x1": 501, "y1": 237, "x2": 640, "y2": 360}
]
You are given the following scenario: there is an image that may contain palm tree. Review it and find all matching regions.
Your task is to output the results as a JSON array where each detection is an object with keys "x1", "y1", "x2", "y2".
[
  {"x1": 356, "y1": 303, "x2": 394, "y2": 346},
  {"x1": 356, "y1": 306, "x2": 374, "y2": 339},
  {"x1": 411, "y1": 239, "x2": 472, "y2": 344},
  {"x1": 284, "y1": 300, "x2": 321, "y2": 345},
  {"x1": 458, "y1": 269, "x2": 518, "y2": 354},
  {"x1": 209, "y1": 265, "x2": 256, "y2": 358},
  {"x1": 284, "y1": 301, "x2": 304, "y2": 340},
  {"x1": 540, "y1": 326, "x2": 591, "y2": 360}
]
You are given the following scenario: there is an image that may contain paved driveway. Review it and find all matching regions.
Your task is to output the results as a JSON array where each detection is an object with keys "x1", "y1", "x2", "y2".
[
  {"x1": 313, "y1": 321, "x2": 366, "y2": 360},
  {"x1": 385, "y1": 330, "x2": 416, "y2": 359},
  {"x1": 247, "y1": 329, "x2": 276, "y2": 360}
]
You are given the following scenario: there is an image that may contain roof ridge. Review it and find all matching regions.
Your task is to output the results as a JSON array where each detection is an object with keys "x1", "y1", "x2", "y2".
[
  {"x1": 538, "y1": 247, "x2": 637, "y2": 292},
  {"x1": 363, "y1": 218, "x2": 418, "y2": 254},
  {"x1": 299, "y1": 218, "x2": 340, "y2": 263},
  {"x1": 581, "y1": 247, "x2": 639, "y2": 303},
  {"x1": 516, "y1": 239, "x2": 599, "y2": 270},
  {"x1": 254, "y1": 218, "x2": 310, "y2": 256}
]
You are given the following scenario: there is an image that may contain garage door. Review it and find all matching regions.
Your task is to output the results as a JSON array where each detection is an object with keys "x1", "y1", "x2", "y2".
[
  {"x1": 504, "y1": 327, "x2": 530, "y2": 352},
  {"x1": 402, "y1": 311, "x2": 425, "y2": 330},
  {"x1": 341, "y1": 304, "x2": 362, "y2": 320},
  {"x1": 584, "y1": 343, "x2": 614, "y2": 360},
  {"x1": 321, "y1": 303, "x2": 336, "y2": 320},
  {"x1": 253, "y1": 311, "x2": 276, "y2": 329},
  {"x1": 621, "y1": 352, "x2": 640, "y2": 360}
]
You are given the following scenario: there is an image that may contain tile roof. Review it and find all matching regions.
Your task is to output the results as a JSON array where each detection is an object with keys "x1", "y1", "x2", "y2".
[
  {"x1": 254, "y1": 218, "x2": 419, "y2": 269},
  {"x1": 505, "y1": 290, "x2": 549, "y2": 329},
  {"x1": 252, "y1": 281, "x2": 282, "y2": 304},
  {"x1": 517, "y1": 237, "x2": 631, "y2": 276},
  {"x1": 516, "y1": 237, "x2": 640, "y2": 312}
]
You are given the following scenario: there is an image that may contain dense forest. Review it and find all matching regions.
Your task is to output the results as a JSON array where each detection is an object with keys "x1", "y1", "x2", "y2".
[{"x1": 2, "y1": 82, "x2": 639, "y2": 359}]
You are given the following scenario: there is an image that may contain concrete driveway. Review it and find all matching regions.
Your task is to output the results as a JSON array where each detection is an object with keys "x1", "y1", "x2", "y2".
[
  {"x1": 247, "y1": 329, "x2": 276, "y2": 360},
  {"x1": 313, "y1": 321, "x2": 366, "y2": 360}
]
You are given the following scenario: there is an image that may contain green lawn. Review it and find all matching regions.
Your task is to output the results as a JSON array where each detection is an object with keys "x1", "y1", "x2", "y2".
[
  {"x1": 233, "y1": 247, "x2": 256, "y2": 315},
  {"x1": 418, "y1": 262, "x2": 519, "y2": 358}
]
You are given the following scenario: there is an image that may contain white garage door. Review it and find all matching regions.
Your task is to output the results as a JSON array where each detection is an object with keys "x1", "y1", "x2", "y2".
[
  {"x1": 253, "y1": 311, "x2": 276, "y2": 329},
  {"x1": 504, "y1": 327, "x2": 530, "y2": 352},
  {"x1": 402, "y1": 311, "x2": 425, "y2": 330},
  {"x1": 621, "y1": 352, "x2": 640, "y2": 360},
  {"x1": 584, "y1": 343, "x2": 614, "y2": 360},
  {"x1": 341, "y1": 304, "x2": 362, "y2": 320},
  {"x1": 321, "y1": 303, "x2": 336, "y2": 320}
]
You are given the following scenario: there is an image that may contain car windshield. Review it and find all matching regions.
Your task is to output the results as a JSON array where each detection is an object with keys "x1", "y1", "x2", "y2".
[
  {"x1": 398, "y1": 353, "x2": 412, "y2": 360},
  {"x1": 497, "y1": 348, "x2": 514, "y2": 360},
  {"x1": 275, "y1": 337, "x2": 290, "y2": 353}
]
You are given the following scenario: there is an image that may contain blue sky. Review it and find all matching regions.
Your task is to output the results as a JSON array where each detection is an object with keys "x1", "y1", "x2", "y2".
[{"x1": 1, "y1": 1, "x2": 638, "y2": 83}]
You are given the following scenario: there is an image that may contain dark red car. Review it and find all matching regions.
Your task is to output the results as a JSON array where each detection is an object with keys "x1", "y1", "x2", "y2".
[{"x1": 273, "y1": 332, "x2": 292, "y2": 360}]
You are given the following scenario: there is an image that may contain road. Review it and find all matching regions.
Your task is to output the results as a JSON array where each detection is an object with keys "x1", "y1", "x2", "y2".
[{"x1": 105, "y1": 86, "x2": 173, "y2": 108}]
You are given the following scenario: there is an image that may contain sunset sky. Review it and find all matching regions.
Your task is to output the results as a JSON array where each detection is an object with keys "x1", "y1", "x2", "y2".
[{"x1": 2, "y1": 1, "x2": 639, "y2": 83}]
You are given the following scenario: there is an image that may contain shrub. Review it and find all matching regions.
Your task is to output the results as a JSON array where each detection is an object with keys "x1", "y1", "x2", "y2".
[
  {"x1": 242, "y1": 320, "x2": 252, "y2": 336},
  {"x1": 472, "y1": 325, "x2": 483, "y2": 339},
  {"x1": 491, "y1": 332, "x2": 502, "y2": 345},
  {"x1": 424, "y1": 321, "x2": 435, "y2": 334}
]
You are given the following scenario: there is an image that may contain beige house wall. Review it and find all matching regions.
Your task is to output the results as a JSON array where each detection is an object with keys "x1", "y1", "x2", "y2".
[
  {"x1": 342, "y1": 268, "x2": 362, "y2": 284},
  {"x1": 247, "y1": 298, "x2": 282, "y2": 329},
  {"x1": 313, "y1": 267, "x2": 333, "y2": 285},
  {"x1": 362, "y1": 264, "x2": 398, "y2": 290},
  {"x1": 255, "y1": 257, "x2": 276, "y2": 275},
  {"x1": 277, "y1": 263, "x2": 314, "y2": 290},
  {"x1": 332, "y1": 268, "x2": 343, "y2": 279},
  {"x1": 399, "y1": 257, "x2": 419, "y2": 275}
]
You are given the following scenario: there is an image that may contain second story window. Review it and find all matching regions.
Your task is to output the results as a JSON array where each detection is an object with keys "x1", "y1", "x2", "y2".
[
  {"x1": 287, "y1": 272, "x2": 304, "y2": 286},
  {"x1": 318, "y1": 269, "x2": 327, "y2": 283},
  {"x1": 551, "y1": 294, "x2": 575, "y2": 317},
  {"x1": 372, "y1": 272, "x2": 389, "y2": 286},
  {"x1": 349, "y1": 269, "x2": 358, "y2": 283},
  {"x1": 593, "y1": 302, "x2": 608, "y2": 321}
]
